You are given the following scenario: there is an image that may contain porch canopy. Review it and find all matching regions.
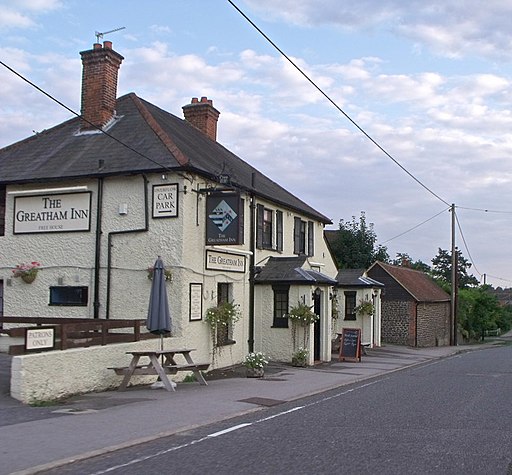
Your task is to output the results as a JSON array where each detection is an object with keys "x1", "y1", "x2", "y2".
[{"x1": 254, "y1": 256, "x2": 337, "y2": 286}]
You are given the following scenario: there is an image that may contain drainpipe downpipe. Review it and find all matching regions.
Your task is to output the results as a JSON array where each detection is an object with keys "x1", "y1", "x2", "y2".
[
  {"x1": 105, "y1": 175, "x2": 149, "y2": 319},
  {"x1": 248, "y1": 174, "x2": 256, "y2": 353},
  {"x1": 93, "y1": 177, "x2": 104, "y2": 319}
]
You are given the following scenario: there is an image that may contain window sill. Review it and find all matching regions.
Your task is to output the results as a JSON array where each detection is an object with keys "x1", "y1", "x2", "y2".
[{"x1": 217, "y1": 339, "x2": 236, "y2": 347}]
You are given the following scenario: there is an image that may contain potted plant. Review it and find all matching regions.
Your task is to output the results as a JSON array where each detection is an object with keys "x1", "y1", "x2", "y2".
[
  {"x1": 147, "y1": 266, "x2": 172, "y2": 282},
  {"x1": 243, "y1": 352, "x2": 268, "y2": 378},
  {"x1": 291, "y1": 347, "x2": 309, "y2": 367},
  {"x1": 12, "y1": 261, "x2": 41, "y2": 284},
  {"x1": 354, "y1": 299, "x2": 374, "y2": 316}
]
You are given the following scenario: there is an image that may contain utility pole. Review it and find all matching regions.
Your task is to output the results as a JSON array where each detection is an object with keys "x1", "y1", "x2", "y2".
[{"x1": 450, "y1": 204, "x2": 457, "y2": 345}]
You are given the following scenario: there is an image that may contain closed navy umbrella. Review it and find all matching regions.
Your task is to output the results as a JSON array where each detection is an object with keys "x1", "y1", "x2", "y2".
[{"x1": 146, "y1": 256, "x2": 171, "y2": 351}]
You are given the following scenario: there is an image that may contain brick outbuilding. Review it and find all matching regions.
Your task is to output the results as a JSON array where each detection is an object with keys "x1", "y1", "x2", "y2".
[{"x1": 367, "y1": 262, "x2": 451, "y2": 347}]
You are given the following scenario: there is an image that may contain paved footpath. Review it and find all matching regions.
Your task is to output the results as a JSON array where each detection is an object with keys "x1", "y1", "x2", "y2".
[{"x1": 0, "y1": 342, "x2": 503, "y2": 475}]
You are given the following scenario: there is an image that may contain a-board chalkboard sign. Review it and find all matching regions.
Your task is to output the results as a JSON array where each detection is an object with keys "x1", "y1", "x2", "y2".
[{"x1": 338, "y1": 328, "x2": 362, "y2": 362}]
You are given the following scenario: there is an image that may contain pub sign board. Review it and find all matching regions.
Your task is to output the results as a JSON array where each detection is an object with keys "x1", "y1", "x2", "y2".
[
  {"x1": 205, "y1": 192, "x2": 242, "y2": 245},
  {"x1": 14, "y1": 192, "x2": 92, "y2": 234}
]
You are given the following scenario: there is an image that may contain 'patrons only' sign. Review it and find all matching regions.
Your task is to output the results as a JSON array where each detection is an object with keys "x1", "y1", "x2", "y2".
[{"x1": 14, "y1": 192, "x2": 92, "y2": 234}]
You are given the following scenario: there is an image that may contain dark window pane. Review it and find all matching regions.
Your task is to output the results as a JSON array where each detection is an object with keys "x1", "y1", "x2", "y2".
[
  {"x1": 49, "y1": 286, "x2": 88, "y2": 306},
  {"x1": 273, "y1": 285, "x2": 289, "y2": 328},
  {"x1": 344, "y1": 291, "x2": 357, "y2": 321}
]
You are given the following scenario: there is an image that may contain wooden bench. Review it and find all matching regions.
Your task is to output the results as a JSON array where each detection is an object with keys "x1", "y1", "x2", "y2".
[
  {"x1": 109, "y1": 363, "x2": 210, "y2": 376},
  {"x1": 110, "y1": 349, "x2": 209, "y2": 391}
]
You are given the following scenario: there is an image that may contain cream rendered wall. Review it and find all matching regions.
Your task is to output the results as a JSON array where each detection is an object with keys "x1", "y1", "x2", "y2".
[
  {"x1": 10, "y1": 336, "x2": 210, "y2": 404},
  {"x1": 1, "y1": 180, "x2": 99, "y2": 318},
  {"x1": 1, "y1": 173, "x2": 337, "y2": 375},
  {"x1": 334, "y1": 287, "x2": 382, "y2": 348},
  {"x1": 251, "y1": 196, "x2": 337, "y2": 364}
]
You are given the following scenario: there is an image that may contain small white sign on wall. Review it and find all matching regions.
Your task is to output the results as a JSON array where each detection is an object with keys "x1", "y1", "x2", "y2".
[
  {"x1": 25, "y1": 327, "x2": 55, "y2": 352},
  {"x1": 152, "y1": 184, "x2": 179, "y2": 218}
]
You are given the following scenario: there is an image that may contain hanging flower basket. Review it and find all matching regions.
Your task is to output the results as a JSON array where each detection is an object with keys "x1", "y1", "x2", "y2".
[
  {"x1": 354, "y1": 300, "x2": 374, "y2": 316},
  {"x1": 147, "y1": 266, "x2": 172, "y2": 282},
  {"x1": 12, "y1": 262, "x2": 41, "y2": 284},
  {"x1": 288, "y1": 302, "x2": 319, "y2": 326},
  {"x1": 21, "y1": 273, "x2": 37, "y2": 284}
]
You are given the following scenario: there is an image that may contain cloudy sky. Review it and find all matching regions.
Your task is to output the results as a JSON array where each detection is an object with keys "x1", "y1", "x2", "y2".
[{"x1": 2, "y1": 0, "x2": 512, "y2": 287}]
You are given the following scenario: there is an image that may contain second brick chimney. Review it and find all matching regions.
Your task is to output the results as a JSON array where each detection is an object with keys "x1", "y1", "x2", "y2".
[
  {"x1": 182, "y1": 97, "x2": 220, "y2": 141},
  {"x1": 79, "y1": 41, "x2": 124, "y2": 130}
]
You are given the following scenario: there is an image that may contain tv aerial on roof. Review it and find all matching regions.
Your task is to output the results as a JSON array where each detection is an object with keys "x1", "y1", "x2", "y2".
[{"x1": 95, "y1": 26, "x2": 126, "y2": 43}]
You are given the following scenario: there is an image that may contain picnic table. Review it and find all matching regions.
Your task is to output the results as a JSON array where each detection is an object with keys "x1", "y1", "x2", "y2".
[{"x1": 110, "y1": 348, "x2": 209, "y2": 392}]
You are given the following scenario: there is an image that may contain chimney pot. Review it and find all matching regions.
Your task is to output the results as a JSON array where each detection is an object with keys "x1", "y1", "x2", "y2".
[
  {"x1": 93, "y1": 43, "x2": 102, "y2": 50},
  {"x1": 182, "y1": 96, "x2": 220, "y2": 141},
  {"x1": 103, "y1": 40, "x2": 112, "y2": 49}
]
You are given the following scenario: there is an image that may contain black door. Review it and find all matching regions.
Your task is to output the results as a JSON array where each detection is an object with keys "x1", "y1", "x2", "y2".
[{"x1": 313, "y1": 289, "x2": 321, "y2": 360}]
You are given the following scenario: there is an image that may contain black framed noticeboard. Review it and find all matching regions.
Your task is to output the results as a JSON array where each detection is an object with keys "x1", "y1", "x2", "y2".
[{"x1": 338, "y1": 328, "x2": 362, "y2": 362}]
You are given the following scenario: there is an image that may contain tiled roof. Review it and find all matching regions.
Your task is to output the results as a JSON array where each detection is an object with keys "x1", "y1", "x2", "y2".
[
  {"x1": 335, "y1": 268, "x2": 384, "y2": 288},
  {"x1": 370, "y1": 261, "x2": 450, "y2": 302},
  {"x1": 0, "y1": 93, "x2": 331, "y2": 224},
  {"x1": 255, "y1": 256, "x2": 337, "y2": 285}
]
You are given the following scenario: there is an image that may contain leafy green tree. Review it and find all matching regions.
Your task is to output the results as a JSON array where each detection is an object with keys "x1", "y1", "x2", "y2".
[
  {"x1": 431, "y1": 248, "x2": 479, "y2": 288},
  {"x1": 392, "y1": 253, "x2": 431, "y2": 272},
  {"x1": 330, "y1": 212, "x2": 389, "y2": 269},
  {"x1": 457, "y1": 287, "x2": 506, "y2": 340}
]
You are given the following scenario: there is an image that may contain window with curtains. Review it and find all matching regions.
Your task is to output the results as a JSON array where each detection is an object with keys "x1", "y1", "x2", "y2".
[
  {"x1": 293, "y1": 217, "x2": 314, "y2": 256},
  {"x1": 256, "y1": 205, "x2": 283, "y2": 251}
]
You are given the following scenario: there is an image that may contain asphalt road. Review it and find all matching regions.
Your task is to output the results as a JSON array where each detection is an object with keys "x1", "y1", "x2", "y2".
[{"x1": 38, "y1": 344, "x2": 512, "y2": 475}]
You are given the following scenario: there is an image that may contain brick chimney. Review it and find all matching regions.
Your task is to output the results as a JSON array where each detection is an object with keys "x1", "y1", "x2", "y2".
[
  {"x1": 182, "y1": 97, "x2": 220, "y2": 141},
  {"x1": 79, "y1": 41, "x2": 124, "y2": 130}
]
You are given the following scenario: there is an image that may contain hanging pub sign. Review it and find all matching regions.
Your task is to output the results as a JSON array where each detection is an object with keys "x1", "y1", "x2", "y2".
[
  {"x1": 14, "y1": 192, "x2": 91, "y2": 234},
  {"x1": 205, "y1": 192, "x2": 242, "y2": 245}
]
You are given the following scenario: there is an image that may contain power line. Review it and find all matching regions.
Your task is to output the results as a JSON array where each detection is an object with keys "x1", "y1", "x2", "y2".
[
  {"x1": 382, "y1": 207, "x2": 450, "y2": 244},
  {"x1": 456, "y1": 205, "x2": 512, "y2": 214},
  {"x1": 227, "y1": 0, "x2": 450, "y2": 207},
  {"x1": 454, "y1": 209, "x2": 481, "y2": 277}
]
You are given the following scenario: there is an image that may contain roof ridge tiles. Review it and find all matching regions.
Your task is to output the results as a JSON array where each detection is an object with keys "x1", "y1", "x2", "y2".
[{"x1": 128, "y1": 93, "x2": 189, "y2": 167}]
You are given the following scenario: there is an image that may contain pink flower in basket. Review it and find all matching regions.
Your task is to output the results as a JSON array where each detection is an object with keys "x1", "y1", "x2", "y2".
[{"x1": 12, "y1": 261, "x2": 41, "y2": 282}]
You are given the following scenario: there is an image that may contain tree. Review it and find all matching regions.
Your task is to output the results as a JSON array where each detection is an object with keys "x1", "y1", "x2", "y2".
[
  {"x1": 430, "y1": 248, "x2": 479, "y2": 288},
  {"x1": 392, "y1": 253, "x2": 431, "y2": 273},
  {"x1": 457, "y1": 287, "x2": 512, "y2": 341},
  {"x1": 330, "y1": 212, "x2": 389, "y2": 269}
]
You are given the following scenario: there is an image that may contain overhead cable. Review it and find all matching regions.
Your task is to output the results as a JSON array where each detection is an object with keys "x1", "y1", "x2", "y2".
[{"x1": 227, "y1": 0, "x2": 450, "y2": 207}]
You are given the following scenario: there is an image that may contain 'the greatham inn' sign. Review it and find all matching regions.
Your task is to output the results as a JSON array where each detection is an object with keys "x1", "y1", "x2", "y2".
[{"x1": 14, "y1": 192, "x2": 92, "y2": 234}]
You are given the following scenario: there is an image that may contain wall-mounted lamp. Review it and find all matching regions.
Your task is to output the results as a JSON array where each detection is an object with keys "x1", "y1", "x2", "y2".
[
  {"x1": 118, "y1": 203, "x2": 128, "y2": 215},
  {"x1": 161, "y1": 174, "x2": 168, "y2": 181},
  {"x1": 57, "y1": 277, "x2": 64, "y2": 286}
]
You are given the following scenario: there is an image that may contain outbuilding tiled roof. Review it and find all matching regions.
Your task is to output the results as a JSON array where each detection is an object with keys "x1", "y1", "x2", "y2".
[
  {"x1": 255, "y1": 256, "x2": 337, "y2": 285},
  {"x1": 369, "y1": 261, "x2": 450, "y2": 302},
  {"x1": 0, "y1": 93, "x2": 331, "y2": 224}
]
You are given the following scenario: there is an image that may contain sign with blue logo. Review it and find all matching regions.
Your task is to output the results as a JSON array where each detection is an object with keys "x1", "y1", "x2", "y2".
[{"x1": 206, "y1": 193, "x2": 242, "y2": 245}]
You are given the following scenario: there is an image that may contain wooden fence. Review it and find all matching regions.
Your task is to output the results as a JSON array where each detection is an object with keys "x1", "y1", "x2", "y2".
[{"x1": 0, "y1": 316, "x2": 156, "y2": 355}]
